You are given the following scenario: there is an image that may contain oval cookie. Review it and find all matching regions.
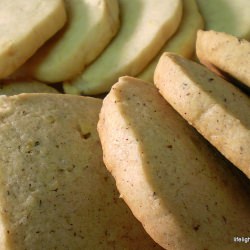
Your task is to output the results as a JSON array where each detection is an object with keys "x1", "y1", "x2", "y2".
[
  {"x1": 98, "y1": 76, "x2": 250, "y2": 249},
  {"x1": 154, "y1": 52, "x2": 250, "y2": 179},
  {"x1": 0, "y1": 93, "x2": 162, "y2": 249}
]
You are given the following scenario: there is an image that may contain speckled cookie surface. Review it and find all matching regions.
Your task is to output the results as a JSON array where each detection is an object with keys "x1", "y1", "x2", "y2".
[
  {"x1": 196, "y1": 30, "x2": 250, "y2": 88},
  {"x1": 98, "y1": 76, "x2": 250, "y2": 249},
  {"x1": 0, "y1": 93, "x2": 162, "y2": 250},
  {"x1": 154, "y1": 52, "x2": 250, "y2": 179}
]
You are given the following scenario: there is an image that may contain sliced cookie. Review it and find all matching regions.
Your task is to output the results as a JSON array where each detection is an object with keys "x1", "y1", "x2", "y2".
[
  {"x1": 0, "y1": 94, "x2": 162, "y2": 249},
  {"x1": 64, "y1": 0, "x2": 182, "y2": 95},
  {"x1": 0, "y1": 0, "x2": 66, "y2": 79},
  {"x1": 0, "y1": 80, "x2": 59, "y2": 95},
  {"x1": 138, "y1": 0, "x2": 204, "y2": 82},
  {"x1": 98, "y1": 76, "x2": 250, "y2": 249},
  {"x1": 154, "y1": 52, "x2": 250, "y2": 178},
  {"x1": 18, "y1": 0, "x2": 120, "y2": 83},
  {"x1": 196, "y1": 30, "x2": 250, "y2": 89}
]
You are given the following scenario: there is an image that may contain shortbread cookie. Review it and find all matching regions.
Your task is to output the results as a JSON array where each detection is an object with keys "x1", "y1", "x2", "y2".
[
  {"x1": 196, "y1": 0, "x2": 250, "y2": 39},
  {"x1": 196, "y1": 30, "x2": 250, "y2": 88},
  {"x1": 19, "y1": 0, "x2": 120, "y2": 83},
  {"x1": 98, "y1": 76, "x2": 250, "y2": 249},
  {"x1": 154, "y1": 53, "x2": 250, "y2": 178},
  {"x1": 64, "y1": 0, "x2": 182, "y2": 95},
  {"x1": 0, "y1": 80, "x2": 58, "y2": 95},
  {"x1": 138, "y1": 0, "x2": 204, "y2": 82},
  {"x1": 0, "y1": 0, "x2": 66, "y2": 79},
  {"x1": 0, "y1": 94, "x2": 162, "y2": 249}
]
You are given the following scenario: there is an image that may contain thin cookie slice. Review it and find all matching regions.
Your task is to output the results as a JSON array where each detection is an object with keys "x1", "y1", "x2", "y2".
[
  {"x1": 17, "y1": 0, "x2": 120, "y2": 83},
  {"x1": 196, "y1": 30, "x2": 250, "y2": 89},
  {"x1": 0, "y1": 94, "x2": 162, "y2": 249},
  {"x1": 98, "y1": 76, "x2": 250, "y2": 250},
  {"x1": 64, "y1": 0, "x2": 182, "y2": 95},
  {"x1": 154, "y1": 52, "x2": 250, "y2": 178},
  {"x1": 196, "y1": 0, "x2": 250, "y2": 39},
  {"x1": 0, "y1": 80, "x2": 59, "y2": 95},
  {"x1": 0, "y1": 0, "x2": 66, "y2": 79},
  {"x1": 138, "y1": 0, "x2": 204, "y2": 83}
]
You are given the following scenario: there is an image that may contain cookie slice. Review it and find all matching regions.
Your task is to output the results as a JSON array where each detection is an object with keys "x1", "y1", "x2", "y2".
[
  {"x1": 64, "y1": 0, "x2": 182, "y2": 95},
  {"x1": 0, "y1": 80, "x2": 58, "y2": 95},
  {"x1": 0, "y1": 94, "x2": 162, "y2": 249},
  {"x1": 0, "y1": 0, "x2": 66, "y2": 79},
  {"x1": 154, "y1": 52, "x2": 250, "y2": 178},
  {"x1": 196, "y1": 0, "x2": 250, "y2": 39},
  {"x1": 196, "y1": 30, "x2": 250, "y2": 89},
  {"x1": 98, "y1": 76, "x2": 250, "y2": 249},
  {"x1": 18, "y1": 0, "x2": 120, "y2": 83},
  {"x1": 138, "y1": 0, "x2": 204, "y2": 82}
]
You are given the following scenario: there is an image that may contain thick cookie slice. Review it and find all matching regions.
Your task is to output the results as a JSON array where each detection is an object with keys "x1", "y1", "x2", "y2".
[
  {"x1": 0, "y1": 80, "x2": 59, "y2": 95},
  {"x1": 196, "y1": 0, "x2": 250, "y2": 39},
  {"x1": 138, "y1": 0, "x2": 204, "y2": 83},
  {"x1": 154, "y1": 53, "x2": 250, "y2": 178},
  {"x1": 98, "y1": 76, "x2": 250, "y2": 249},
  {"x1": 0, "y1": 94, "x2": 162, "y2": 249},
  {"x1": 196, "y1": 30, "x2": 250, "y2": 89},
  {"x1": 64, "y1": 0, "x2": 182, "y2": 95},
  {"x1": 18, "y1": 0, "x2": 120, "y2": 83},
  {"x1": 0, "y1": 0, "x2": 66, "y2": 79}
]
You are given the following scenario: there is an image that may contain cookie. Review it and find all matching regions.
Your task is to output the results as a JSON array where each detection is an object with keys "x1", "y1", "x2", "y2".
[
  {"x1": 0, "y1": 0, "x2": 66, "y2": 79},
  {"x1": 154, "y1": 52, "x2": 250, "y2": 178},
  {"x1": 64, "y1": 0, "x2": 182, "y2": 95},
  {"x1": 196, "y1": 30, "x2": 250, "y2": 89},
  {"x1": 98, "y1": 76, "x2": 250, "y2": 249},
  {"x1": 0, "y1": 80, "x2": 58, "y2": 95},
  {"x1": 138, "y1": 0, "x2": 204, "y2": 82},
  {"x1": 0, "y1": 93, "x2": 162, "y2": 249},
  {"x1": 18, "y1": 0, "x2": 120, "y2": 83}
]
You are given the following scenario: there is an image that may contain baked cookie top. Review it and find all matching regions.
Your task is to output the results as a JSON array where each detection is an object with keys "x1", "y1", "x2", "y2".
[
  {"x1": 98, "y1": 76, "x2": 250, "y2": 249},
  {"x1": 0, "y1": 93, "x2": 161, "y2": 249}
]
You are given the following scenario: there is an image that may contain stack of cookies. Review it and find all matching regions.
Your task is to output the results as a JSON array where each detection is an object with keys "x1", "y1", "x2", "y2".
[{"x1": 0, "y1": 1, "x2": 249, "y2": 249}]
